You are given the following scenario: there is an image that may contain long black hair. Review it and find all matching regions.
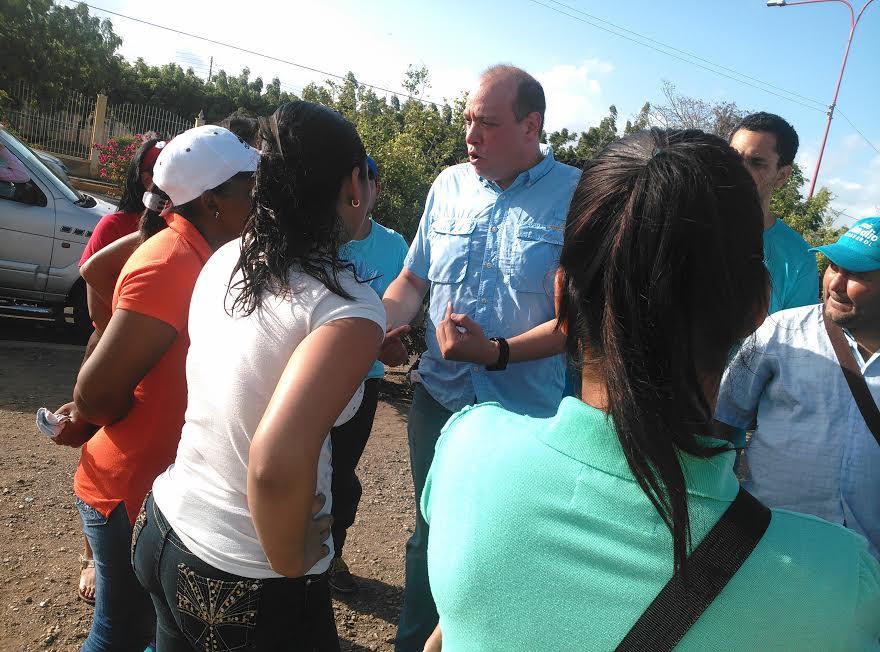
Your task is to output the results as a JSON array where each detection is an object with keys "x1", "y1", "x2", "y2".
[
  {"x1": 230, "y1": 101, "x2": 367, "y2": 315},
  {"x1": 556, "y1": 128, "x2": 768, "y2": 575},
  {"x1": 117, "y1": 138, "x2": 160, "y2": 213}
]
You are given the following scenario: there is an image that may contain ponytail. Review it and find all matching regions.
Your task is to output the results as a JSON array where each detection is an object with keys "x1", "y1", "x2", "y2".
[{"x1": 557, "y1": 128, "x2": 768, "y2": 577}]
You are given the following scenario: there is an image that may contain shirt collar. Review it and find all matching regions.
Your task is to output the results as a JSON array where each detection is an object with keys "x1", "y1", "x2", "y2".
[
  {"x1": 537, "y1": 397, "x2": 740, "y2": 502},
  {"x1": 479, "y1": 144, "x2": 558, "y2": 192},
  {"x1": 841, "y1": 327, "x2": 880, "y2": 371},
  {"x1": 164, "y1": 212, "x2": 213, "y2": 263}
]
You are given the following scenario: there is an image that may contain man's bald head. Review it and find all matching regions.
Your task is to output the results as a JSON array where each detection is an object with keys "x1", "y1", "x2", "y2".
[
  {"x1": 478, "y1": 65, "x2": 546, "y2": 132},
  {"x1": 464, "y1": 65, "x2": 546, "y2": 187}
]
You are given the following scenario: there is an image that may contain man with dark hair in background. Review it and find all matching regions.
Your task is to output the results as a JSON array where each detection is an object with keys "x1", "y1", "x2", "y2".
[{"x1": 729, "y1": 112, "x2": 819, "y2": 314}]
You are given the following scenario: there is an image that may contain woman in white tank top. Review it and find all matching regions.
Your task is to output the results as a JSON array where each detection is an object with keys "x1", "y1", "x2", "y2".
[{"x1": 132, "y1": 102, "x2": 386, "y2": 651}]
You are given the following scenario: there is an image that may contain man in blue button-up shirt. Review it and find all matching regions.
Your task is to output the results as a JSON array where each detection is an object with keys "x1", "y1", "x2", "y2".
[
  {"x1": 715, "y1": 218, "x2": 880, "y2": 560},
  {"x1": 383, "y1": 65, "x2": 580, "y2": 651}
]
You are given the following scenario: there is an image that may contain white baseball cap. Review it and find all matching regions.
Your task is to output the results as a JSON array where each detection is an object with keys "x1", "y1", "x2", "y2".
[{"x1": 152, "y1": 125, "x2": 260, "y2": 206}]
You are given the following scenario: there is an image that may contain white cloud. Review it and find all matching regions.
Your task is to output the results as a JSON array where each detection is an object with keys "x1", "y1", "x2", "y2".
[
  {"x1": 425, "y1": 66, "x2": 479, "y2": 104},
  {"x1": 538, "y1": 59, "x2": 614, "y2": 134},
  {"x1": 828, "y1": 178, "x2": 864, "y2": 191}
]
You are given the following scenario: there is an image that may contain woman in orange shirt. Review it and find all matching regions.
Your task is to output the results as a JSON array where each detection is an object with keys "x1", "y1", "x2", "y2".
[{"x1": 70, "y1": 125, "x2": 258, "y2": 651}]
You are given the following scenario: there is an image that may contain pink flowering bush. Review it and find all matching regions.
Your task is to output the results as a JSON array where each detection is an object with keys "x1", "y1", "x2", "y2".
[{"x1": 93, "y1": 135, "x2": 140, "y2": 187}]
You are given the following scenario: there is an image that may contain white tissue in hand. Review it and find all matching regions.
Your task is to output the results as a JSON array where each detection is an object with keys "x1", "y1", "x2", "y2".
[
  {"x1": 334, "y1": 383, "x2": 364, "y2": 427},
  {"x1": 35, "y1": 407, "x2": 69, "y2": 437}
]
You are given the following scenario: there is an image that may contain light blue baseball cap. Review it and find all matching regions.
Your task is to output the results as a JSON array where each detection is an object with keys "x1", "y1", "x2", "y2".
[{"x1": 811, "y1": 217, "x2": 880, "y2": 273}]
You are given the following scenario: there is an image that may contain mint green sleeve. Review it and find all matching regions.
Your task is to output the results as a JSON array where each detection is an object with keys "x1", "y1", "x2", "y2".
[
  {"x1": 846, "y1": 547, "x2": 880, "y2": 650},
  {"x1": 420, "y1": 464, "x2": 434, "y2": 527},
  {"x1": 420, "y1": 408, "x2": 467, "y2": 527}
]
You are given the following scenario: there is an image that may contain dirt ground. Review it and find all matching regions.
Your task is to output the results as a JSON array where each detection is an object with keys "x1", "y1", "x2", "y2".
[{"x1": 0, "y1": 317, "x2": 414, "y2": 651}]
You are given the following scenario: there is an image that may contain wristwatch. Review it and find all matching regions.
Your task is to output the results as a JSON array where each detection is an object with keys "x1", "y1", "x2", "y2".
[{"x1": 486, "y1": 337, "x2": 510, "y2": 371}]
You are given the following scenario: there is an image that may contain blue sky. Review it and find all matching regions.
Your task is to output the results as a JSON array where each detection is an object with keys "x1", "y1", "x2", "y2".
[{"x1": 72, "y1": 0, "x2": 879, "y2": 222}]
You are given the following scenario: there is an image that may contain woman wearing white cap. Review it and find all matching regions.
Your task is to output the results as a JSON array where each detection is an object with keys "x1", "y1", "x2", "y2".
[
  {"x1": 69, "y1": 125, "x2": 258, "y2": 651},
  {"x1": 132, "y1": 101, "x2": 385, "y2": 650}
]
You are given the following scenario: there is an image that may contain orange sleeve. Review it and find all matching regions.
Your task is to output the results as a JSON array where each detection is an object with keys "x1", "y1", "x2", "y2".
[{"x1": 115, "y1": 244, "x2": 201, "y2": 333}]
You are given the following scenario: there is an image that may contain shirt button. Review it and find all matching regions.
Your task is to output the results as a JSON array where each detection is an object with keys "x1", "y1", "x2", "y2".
[
  {"x1": 490, "y1": 226, "x2": 498, "y2": 233},
  {"x1": 480, "y1": 298, "x2": 488, "y2": 305}
]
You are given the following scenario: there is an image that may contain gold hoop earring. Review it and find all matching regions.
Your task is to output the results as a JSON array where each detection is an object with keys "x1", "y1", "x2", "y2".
[{"x1": 351, "y1": 199, "x2": 360, "y2": 208}]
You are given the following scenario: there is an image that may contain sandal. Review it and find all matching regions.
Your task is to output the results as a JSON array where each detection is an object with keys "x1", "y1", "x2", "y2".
[{"x1": 78, "y1": 554, "x2": 96, "y2": 605}]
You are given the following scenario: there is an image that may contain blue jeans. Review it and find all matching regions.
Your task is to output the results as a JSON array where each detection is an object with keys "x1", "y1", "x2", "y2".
[
  {"x1": 76, "y1": 497, "x2": 155, "y2": 652},
  {"x1": 132, "y1": 493, "x2": 340, "y2": 651},
  {"x1": 395, "y1": 383, "x2": 455, "y2": 652}
]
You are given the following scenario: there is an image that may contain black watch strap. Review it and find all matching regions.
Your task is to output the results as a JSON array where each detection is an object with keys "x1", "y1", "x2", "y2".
[{"x1": 486, "y1": 337, "x2": 509, "y2": 371}]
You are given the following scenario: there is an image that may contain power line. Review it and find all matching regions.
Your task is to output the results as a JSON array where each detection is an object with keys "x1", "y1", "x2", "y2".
[
  {"x1": 530, "y1": 0, "x2": 880, "y2": 161},
  {"x1": 833, "y1": 209, "x2": 869, "y2": 224},
  {"x1": 60, "y1": 0, "x2": 444, "y2": 107},
  {"x1": 526, "y1": 0, "x2": 828, "y2": 113},
  {"x1": 544, "y1": 0, "x2": 828, "y2": 111},
  {"x1": 836, "y1": 109, "x2": 880, "y2": 155},
  {"x1": 65, "y1": 0, "x2": 879, "y2": 157}
]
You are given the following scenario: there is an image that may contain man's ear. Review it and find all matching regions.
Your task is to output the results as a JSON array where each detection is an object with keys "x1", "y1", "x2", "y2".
[
  {"x1": 773, "y1": 163, "x2": 792, "y2": 190},
  {"x1": 524, "y1": 111, "x2": 542, "y2": 140}
]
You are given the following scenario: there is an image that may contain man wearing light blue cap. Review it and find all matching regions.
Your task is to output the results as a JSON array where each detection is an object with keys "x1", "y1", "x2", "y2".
[{"x1": 714, "y1": 217, "x2": 880, "y2": 558}]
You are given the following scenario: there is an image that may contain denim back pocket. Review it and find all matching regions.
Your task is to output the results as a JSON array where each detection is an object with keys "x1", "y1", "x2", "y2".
[
  {"x1": 176, "y1": 563, "x2": 262, "y2": 651},
  {"x1": 75, "y1": 497, "x2": 108, "y2": 527}
]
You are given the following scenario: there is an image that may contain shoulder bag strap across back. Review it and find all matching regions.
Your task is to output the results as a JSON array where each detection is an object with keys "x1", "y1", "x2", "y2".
[
  {"x1": 615, "y1": 487, "x2": 771, "y2": 652},
  {"x1": 824, "y1": 309, "x2": 880, "y2": 446}
]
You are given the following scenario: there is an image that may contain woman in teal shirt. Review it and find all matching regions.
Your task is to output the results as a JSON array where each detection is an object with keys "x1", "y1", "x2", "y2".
[{"x1": 421, "y1": 129, "x2": 880, "y2": 651}]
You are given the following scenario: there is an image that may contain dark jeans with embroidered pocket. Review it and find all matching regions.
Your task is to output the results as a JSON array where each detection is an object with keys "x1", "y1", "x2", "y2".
[{"x1": 132, "y1": 493, "x2": 340, "y2": 651}]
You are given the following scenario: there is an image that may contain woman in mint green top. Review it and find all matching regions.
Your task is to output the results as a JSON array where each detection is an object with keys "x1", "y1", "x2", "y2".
[{"x1": 421, "y1": 129, "x2": 880, "y2": 651}]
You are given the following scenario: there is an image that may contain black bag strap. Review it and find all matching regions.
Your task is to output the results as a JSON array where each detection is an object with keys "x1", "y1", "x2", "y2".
[
  {"x1": 824, "y1": 310, "x2": 880, "y2": 447},
  {"x1": 615, "y1": 488, "x2": 771, "y2": 652}
]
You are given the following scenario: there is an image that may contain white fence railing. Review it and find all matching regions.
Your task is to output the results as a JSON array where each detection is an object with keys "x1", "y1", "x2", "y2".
[
  {"x1": 2, "y1": 81, "x2": 97, "y2": 158},
  {"x1": 106, "y1": 102, "x2": 191, "y2": 142},
  {"x1": 2, "y1": 82, "x2": 196, "y2": 168}
]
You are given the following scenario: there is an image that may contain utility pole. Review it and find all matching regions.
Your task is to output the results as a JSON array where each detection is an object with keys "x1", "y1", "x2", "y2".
[
  {"x1": 208, "y1": 56, "x2": 213, "y2": 84},
  {"x1": 768, "y1": 0, "x2": 876, "y2": 199}
]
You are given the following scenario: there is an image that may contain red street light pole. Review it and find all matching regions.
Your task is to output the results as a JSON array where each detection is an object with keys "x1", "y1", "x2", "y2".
[{"x1": 767, "y1": 0, "x2": 876, "y2": 199}]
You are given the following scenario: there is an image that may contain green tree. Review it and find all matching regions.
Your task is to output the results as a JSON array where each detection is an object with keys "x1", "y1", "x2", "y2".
[
  {"x1": 771, "y1": 163, "x2": 844, "y2": 275},
  {"x1": 1, "y1": 0, "x2": 123, "y2": 101},
  {"x1": 624, "y1": 102, "x2": 651, "y2": 134},
  {"x1": 548, "y1": 105, "x2": 622, "y2": 168}
]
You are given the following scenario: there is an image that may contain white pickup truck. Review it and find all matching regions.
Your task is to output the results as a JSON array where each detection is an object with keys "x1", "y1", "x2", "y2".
[{"x1": 0, "y1": 127, "x2": 114, "y2": 336}]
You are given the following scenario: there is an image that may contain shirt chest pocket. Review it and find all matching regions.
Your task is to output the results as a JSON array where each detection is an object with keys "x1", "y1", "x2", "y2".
[
  {"x1": 508, "y1": 223, "x2": 563, "y2": 295},
  {"x1": 428, "y1": 218, "x2": 476, "y2": 284}
]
